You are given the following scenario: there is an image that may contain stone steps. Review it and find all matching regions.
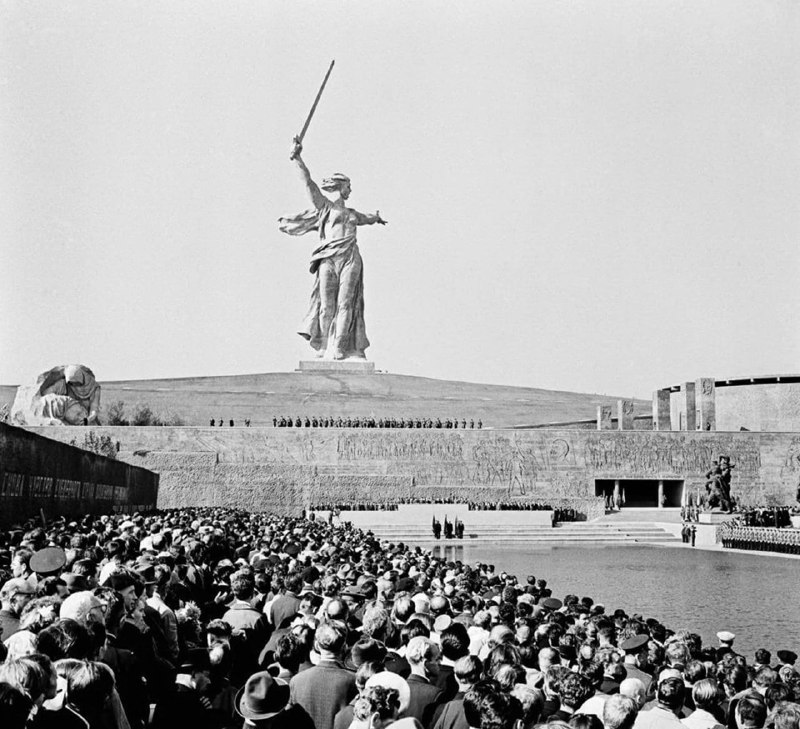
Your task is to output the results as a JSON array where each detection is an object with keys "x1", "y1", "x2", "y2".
[{"x1": 360, "y1": 521, "x2": 679, "y2": 544}]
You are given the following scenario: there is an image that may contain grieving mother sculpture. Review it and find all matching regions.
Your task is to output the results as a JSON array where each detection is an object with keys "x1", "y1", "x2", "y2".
[
  {"x1": 11, "y1": 364, "x2": 101, "y2": 426},
  {"x1": 279, "y1": 139, "x2": 387, "y2": 360}
]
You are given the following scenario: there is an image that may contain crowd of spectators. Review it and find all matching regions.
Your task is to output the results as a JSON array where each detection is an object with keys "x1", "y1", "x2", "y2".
[
  {"x1": 467, "y1": 502, "x2": 582, "y2": 523},
  {"x1": 273, "y1": 417, "x2": 483, "y2": 429},
  {"x1": 0, "y1": 506, "x2": 798, "y2": 729},
  {"x1": 738, "y1": 509, "x2": 794, "y2": 529},
  {"x1": 306, "y1": 501, "x2": 584, "y2": 524}
]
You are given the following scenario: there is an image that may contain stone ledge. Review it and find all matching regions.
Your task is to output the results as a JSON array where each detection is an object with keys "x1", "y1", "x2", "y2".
[
  {"x1": 297, "y1": 360, "x2": 376, "y2": 373},
  {"x1": 698, "y1": 511, "x2": 736, "y2": 524}
]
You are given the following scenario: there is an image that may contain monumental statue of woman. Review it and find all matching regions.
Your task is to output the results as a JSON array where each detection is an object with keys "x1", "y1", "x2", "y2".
[{"x1": 279, "y1": 139, "x2": 386, "y2": 360}]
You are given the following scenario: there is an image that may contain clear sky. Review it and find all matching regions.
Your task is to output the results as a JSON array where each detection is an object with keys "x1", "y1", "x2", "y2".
[{"x1": 1, "y1": 1, "x2": 798, "y2": 398}]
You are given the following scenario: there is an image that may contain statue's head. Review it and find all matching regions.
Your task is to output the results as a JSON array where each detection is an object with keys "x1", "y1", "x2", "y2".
[
  {"x1": 321, "y1": 173, "x2": 351, "y2": 199},
  {"x1": 62, "y1": 400, "x2": 89, "y2": 425}
]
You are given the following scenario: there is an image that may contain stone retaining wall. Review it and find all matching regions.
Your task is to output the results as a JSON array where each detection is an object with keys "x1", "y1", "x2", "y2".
[
  {"x1": 0, "y1": 423, "x2": 158, "y2": 526},
  {"x1": 24, "y1": 426, "x2": 800, "y2": 516}
]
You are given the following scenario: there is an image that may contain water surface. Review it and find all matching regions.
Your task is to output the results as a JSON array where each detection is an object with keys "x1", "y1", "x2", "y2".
[{"x1": 430, "y1": 543, "x2": 799, "y2": 658}]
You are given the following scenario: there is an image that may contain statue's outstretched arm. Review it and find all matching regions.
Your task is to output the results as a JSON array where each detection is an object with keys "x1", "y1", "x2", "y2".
[
  {"x1": 353, "y1": 209, "x2": 388, "y2": 226},
  {"x1": 290, "y1": 140, "x2": 326, "y2": 210}
]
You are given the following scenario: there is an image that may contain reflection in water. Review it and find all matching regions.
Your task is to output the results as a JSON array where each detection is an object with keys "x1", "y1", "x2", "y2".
[{"x1": 430, "y1": 544, "x2": 798, "y2": 658}]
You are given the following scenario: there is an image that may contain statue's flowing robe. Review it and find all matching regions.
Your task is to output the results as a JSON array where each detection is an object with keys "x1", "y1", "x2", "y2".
[{"x1": 279, "y1": 203, "x2": 369, "y2": 357}]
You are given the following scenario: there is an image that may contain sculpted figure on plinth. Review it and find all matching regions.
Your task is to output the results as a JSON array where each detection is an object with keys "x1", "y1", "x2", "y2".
[
  {"x1": 11, "y1": 364, "x2": 101, "y2": 425},
  {"x1": 279, "y1": 139, "x2": 387, "y2": 360}
]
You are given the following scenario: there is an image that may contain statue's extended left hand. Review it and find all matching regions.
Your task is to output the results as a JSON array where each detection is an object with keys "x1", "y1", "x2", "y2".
[
  {"x1": 290, "y1": 137, "x2": 303, "y2": 160},
  {"x1": 375, "y1": 211, "x2": 388, "y2": 225}
]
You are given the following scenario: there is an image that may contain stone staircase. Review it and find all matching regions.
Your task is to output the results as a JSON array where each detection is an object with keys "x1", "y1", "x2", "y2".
[{"x1": 363, "y1": 521, "x2": 679, "y2": 545}]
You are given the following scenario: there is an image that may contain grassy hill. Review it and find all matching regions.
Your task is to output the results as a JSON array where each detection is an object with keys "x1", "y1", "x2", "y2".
[{"x1": 0, "y1": 371, "x2": 648, "y2": 428}]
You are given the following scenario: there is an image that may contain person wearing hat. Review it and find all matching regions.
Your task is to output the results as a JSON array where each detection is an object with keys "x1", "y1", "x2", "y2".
[
  {"x1": 59, "y1": 590, "x2": 106, "y2": 628},
  {"x1": 715, "y1": 632, "x2": 735, "y2": 662},
  {"x1": 152, "y1": 647, "x2": 219, "y2": 729},
  {"x1": 776, "y1": 650, "x2": 797, "y2": 669},
  {"x1": 29, "y1": 547, "x2": 67, "y2": 578},
  {"x1": 619, "y1": 635, "x2": 654, "y2": 696},
  {"x1": 236, "y1": 670, "x2": 314, "y2": 729},
  {"x1": 0, "y1": 577, "x2": 36, "y2": 640}
]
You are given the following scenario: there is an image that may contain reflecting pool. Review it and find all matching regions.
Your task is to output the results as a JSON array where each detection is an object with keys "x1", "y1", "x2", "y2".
[{"x1": 430, "y1": 543, "x2": 799, "y2": 658}]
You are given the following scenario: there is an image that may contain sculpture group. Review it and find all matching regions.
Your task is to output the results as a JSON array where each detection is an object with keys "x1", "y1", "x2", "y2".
[
  {"x1": 703, "y1": 456, "x2": 735, "y2": 512},
  {"x1": 11, "y1": 364, "x2": 101, "y2": 426}
]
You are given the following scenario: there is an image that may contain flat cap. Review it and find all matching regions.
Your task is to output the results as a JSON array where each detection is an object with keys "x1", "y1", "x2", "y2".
[
  {"x1": 30, "y1": 547, "x2": 66, "y2": 575},
  {"x1": 541, "y1": 597, "x2": 562, "y2": 610},
  {"x1": 620, "y1": 634, "x2": 649, "y2": 652}
]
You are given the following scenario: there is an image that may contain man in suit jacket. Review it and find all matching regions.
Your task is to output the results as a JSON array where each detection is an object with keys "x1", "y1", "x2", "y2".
[
  {"x1": 432, "y1": 655, "x2": 483, "y2": 729},
  {"x1": 290, "y1": 621, "x2": 357, "y2": 729},
  {"x1": 406, "y1": 636, "x2": 445, "y2": 729},
  {"x1": 620, "y1": 635, "x2": 655, "y2": 697},
  {"x1": 269, "y1": 574, "x2": 303, "y2": 629}
]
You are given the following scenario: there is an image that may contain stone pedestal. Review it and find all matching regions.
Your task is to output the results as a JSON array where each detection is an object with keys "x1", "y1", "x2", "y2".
[
  {"x1": 698, "y1": 511, "x2": 735, "y2": 524},
  {"x1": 652, "y1": 390, "x2": 671, "y2": 430},
  {"x1": 297, "y1": 360, "x2": 376, "y2": 374},
  {"x1": 696, "y1": 378, "x2": 716, "y2": 431}
]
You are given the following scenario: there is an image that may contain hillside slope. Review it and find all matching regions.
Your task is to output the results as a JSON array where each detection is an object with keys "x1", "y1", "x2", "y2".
[{"x1": 1, "y1": 371, "x2": 648, "y2": 428}]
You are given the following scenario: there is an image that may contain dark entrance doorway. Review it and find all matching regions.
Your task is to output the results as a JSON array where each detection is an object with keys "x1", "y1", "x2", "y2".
[{"x1": 595, "y1": 479, "x2": 684, "y2": 508}]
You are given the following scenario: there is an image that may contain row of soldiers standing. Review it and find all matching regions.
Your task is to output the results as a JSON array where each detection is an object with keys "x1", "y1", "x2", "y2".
[
  {"x1": 432, "y1": 515, "x2": 464, "y2": 539},
  {"x1": 273, "y1": 415, "x2": 482, "y2": 428},
  {"x1": 719, "y1": 524, "x2": 800, "y2": 554}
]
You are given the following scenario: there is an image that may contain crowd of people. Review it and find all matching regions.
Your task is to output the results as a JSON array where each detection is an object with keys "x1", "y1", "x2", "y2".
[
  {"x1": 0, "y1": 505, "x2": 799, "y2": 729},
  {"x1": 272, "y1": 417, "x2": 483, "y2": 429},
  {"x1": 308, "y1": 504, "x2": 402, "y2": 514},
  {"x1": 738, "y1": 509, "x2": 794, "y2": 529},
  {"x1": 305, "y1": 502, "x2": 584, "y2": 525},
  {"x1": 466, "y1": 503, "x2": 582, "y2": 523}
]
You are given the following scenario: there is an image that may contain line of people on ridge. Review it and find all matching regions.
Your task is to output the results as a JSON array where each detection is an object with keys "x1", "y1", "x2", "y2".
[
  {"x1": 1, "y1": 506, "x2": 799, "y2": 729},
  {"x1": 210, "y1": 419, "x2": 252, "y2": 428},
  {"x1": 273, "y1": 417, "x2": 483, "y2": 429}
]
